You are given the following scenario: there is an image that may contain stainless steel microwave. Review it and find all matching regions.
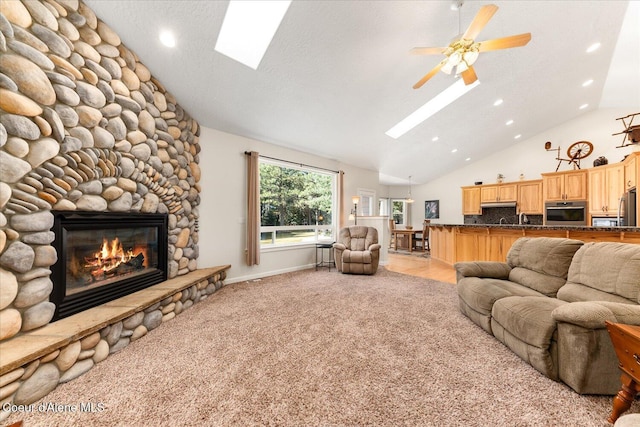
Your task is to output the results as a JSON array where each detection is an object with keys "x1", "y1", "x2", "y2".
[{"x1": 545, "y1": 201, "x2": 587, "y2": 226}]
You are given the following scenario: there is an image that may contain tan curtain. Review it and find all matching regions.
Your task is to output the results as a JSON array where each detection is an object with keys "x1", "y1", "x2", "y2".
[
  {"x1": 246, "y1": 151, "x2": 260, "y2": 266},
  {"x1": 337, "y1": 170, "x2": 345, "y2": 230}
]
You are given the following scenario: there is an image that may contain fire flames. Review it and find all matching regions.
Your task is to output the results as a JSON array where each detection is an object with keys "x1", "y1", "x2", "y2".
[{"x1": 84, "y1": 237, "x2": 147, "y2": 279}]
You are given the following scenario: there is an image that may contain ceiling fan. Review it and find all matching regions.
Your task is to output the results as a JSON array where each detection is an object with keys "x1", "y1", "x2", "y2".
[{"x1": 412, "y1": 3, "x2": 531, "y2": 88}]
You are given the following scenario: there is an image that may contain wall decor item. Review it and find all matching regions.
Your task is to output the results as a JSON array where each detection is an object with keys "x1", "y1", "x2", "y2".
[
  {"x1": 593, "y1": 156, "x2": 609, "y2": 167},
  {"x1": 544, "y1": 141, "x2": 593, "y2": 171},
  {"x1": 425, "y1": 200, "x2": 440, "y2": 219},
  {"x1": 613, "y1": 112, "x2": 640, "y2": 147}
]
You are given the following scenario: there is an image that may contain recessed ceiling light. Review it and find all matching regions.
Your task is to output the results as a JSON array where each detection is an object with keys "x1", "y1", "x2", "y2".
[
  {"x1": 514, "y1": 134, "x2": 521, "y2": 139},
  {"x1": 386, "y1": 79, "x2": 480, "y2": 139},
  {"x1": 582, "y1": 79, "x2": 594, "y2": 87},
  {"x1": 579, "y1": 103, "x2": 589, "y2": 110},
  {"x1": 159, "y1": 30, "x2": 176, "y2": 48},
  {"x1": 586, "y1": 42, "x2": 601, "y2": 53},
  {"x1": 215, "y1": 0, "x2": 292, "y2": 70},
  {"x1": 465, "y1": 157, "x2": 471, "y2": 161},
  {"x1": 506, "y1": 120, "x2": 514, "y2": 126},
  {"x1": 493, "y1": 99, "x2": 503, "y2": 106},
  {"x1": 432, "y1": 136, "x2": 439, "y2": 142},
  {"x1": 451, "y1": 148, "x2": 458, "y2": 153}
]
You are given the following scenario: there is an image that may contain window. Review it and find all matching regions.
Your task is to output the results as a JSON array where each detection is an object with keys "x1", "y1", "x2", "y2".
[
  {"x1": 259, "y1": 160, "x2": 336, "y2": 247},
  {"x1": 391, "y1": 199, "x2": 408, "y2": 226},
  {"x1": 357, "y1": 189, "x2": 375, "y2": 216},
  {"x1": 379, "y1": 198, "x2": 389, "y2": 217}
]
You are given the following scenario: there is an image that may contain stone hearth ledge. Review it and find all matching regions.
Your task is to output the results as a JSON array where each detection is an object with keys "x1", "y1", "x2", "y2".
[{"x1": 0, "y1": 266, "x2": 230, "y2": 376}]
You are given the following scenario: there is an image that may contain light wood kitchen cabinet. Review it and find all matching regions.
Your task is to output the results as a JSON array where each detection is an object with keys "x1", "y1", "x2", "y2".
[
  {"x1": 625, "y1": 154, "x2": 637, "y2": 190},
  {"x1": 542, "y1": 170, "x2": 588, "y2": 201},
  {"x1": 517, "y1": 180, "x2": 543, "y2": 214},
  {"x1": 589, "y1": 164, "x2": 625, "y2": 217},
  {"x1": 429, "y1": 225, "x2": 455, "y2": 265},
  {"x1": 480, "y1": 183, "x2": 517, "y2": 203},
  {"x1": 461, "y1": 186, "x2": 481, "y2": 215}
]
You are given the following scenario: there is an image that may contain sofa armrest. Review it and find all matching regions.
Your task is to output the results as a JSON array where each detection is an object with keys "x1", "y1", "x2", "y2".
[
  {"x1": 333, "y1": 243, "x2": 346, "y2": 251},
  {"x1": 552, "y1": 302, "x2": 640, "y2": 329},
  {"x1": 368, "y1": 243, "x2": 381, "y2": 252},
  {"x1": 453, "y1": 261, "x2": 511, "y2": 280}
]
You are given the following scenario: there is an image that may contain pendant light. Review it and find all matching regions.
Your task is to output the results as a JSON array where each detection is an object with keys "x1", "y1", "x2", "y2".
[{"x1": 407, "y1": 176, "x2": 415, "y2": 204}]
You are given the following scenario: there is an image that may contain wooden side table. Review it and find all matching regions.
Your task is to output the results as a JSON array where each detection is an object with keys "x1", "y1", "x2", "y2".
[{"x1": 606, "y1": 321, "x2": 640, "y2": 423}]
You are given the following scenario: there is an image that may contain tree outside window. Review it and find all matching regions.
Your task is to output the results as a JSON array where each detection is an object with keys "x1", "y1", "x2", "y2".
[
  {"x1": 392, "y1": 199, "x2": 406, "y2": 225},
  {"x1": 259, "y1": 161, "x2": 335, "y2": 246}
]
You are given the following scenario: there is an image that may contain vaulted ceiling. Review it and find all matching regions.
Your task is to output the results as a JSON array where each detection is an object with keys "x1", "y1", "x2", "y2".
[{"x1": 85, "y1": 1, "x2": 639, "y2": 185}]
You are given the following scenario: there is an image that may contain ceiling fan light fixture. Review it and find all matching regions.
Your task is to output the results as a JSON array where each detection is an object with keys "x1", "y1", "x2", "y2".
[
  {"x1": 448, "y1": 50, "x2": 462, "y2": 66},
  {"x1": 455, "y1": 60, "x2": 468, "y2": 74},
  {"x1": 463, "y1": 49, "x2": 479, "y2": 65},
  {"x1": 441, "y1": 60, "x2": 455, "y2": 74}
]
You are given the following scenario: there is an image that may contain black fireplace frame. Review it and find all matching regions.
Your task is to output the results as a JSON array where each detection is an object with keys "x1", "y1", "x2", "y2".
[{"x1": 50, "y1": 211, "x2": 168, "y2": 321}]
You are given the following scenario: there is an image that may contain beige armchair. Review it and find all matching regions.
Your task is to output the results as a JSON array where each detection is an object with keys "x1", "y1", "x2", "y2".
[{"x1": 333, "y1": 226, "x2": 381, "y2": 275}]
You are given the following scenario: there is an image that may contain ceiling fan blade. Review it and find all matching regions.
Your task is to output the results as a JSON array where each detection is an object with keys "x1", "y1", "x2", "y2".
[
  {"x1": 479, "y1": 33, "x2": 532, "y2": 52},
  {"x1": 461, "y1": 66, "x2": 478, "y2": 85},
  {"x1": 462, "y1": 4, "x2": 498, "y2": 41},
  {"x1": 413, "y1": 61, "x2": 445, "y2": 89},
  {"x1": 410, "y1": 46, "x2": 447, "y2": 55}
]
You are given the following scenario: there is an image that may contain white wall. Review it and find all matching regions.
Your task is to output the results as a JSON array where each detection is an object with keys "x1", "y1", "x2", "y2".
[
  {"x1": 406, "y1": 108, "x2": 639, "y2": 226},
  {"x1": 197, "y1": 127, "x2": 383, "y2": 282},
  {"x1": 198, "y1": 108, "x2": 638, "y2": 278}
]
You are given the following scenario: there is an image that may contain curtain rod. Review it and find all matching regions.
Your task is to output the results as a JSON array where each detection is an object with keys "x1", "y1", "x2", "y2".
[{"x1": 244, "y1": 151, "x2": 339, "y2": 174}]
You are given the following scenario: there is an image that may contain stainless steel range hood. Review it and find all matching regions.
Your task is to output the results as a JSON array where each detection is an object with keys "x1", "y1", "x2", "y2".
[{"x1": 480, "y1": 201, "x2": 517, "y2": 208}]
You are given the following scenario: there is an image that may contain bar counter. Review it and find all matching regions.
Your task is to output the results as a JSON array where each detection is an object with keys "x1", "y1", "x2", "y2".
[{"x1": 427, "y1": 223, "x2": 640, "y2": 265}]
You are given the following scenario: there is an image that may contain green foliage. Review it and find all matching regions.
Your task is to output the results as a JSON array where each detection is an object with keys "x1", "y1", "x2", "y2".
[{"x1": 260, "y1": 164, "x2": 333, "y2": 226}]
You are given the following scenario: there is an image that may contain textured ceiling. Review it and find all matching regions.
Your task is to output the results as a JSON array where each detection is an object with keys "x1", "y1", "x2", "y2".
[{"x1": 84, "y1": 0, "x2": 640, "y2": 185}]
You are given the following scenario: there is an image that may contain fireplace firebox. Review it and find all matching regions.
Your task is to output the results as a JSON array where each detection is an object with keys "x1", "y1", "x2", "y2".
[{"x1": 50, "y1": 211, "x2": 168, "y2": 320}]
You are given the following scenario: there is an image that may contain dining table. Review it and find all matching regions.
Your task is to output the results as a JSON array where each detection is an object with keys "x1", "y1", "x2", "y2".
[{"x1": 392, "y1": 228, "x2": 418, "y2": 253}]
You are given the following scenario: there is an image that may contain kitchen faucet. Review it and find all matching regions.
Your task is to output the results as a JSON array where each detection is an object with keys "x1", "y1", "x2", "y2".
[
  {"x1": 499, "y1": 217, "x2": 507, "y2": 225},
  {"x1": 518, "y1": 212, "x2": 529, "y2": 225}
]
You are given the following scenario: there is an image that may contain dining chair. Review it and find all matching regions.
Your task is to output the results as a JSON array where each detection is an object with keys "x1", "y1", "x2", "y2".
[
  {"x1": 415, "y1": 219, "x2": 430, "y2": 252},
  {"x1": 388, "y1": 218, "x2": 397, "y2": 249}
]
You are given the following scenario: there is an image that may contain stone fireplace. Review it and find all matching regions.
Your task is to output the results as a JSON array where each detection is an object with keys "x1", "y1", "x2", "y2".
[
  {"x1": 0, "y1": 1, "x2": 231, "y2": 421},
  {"x1": 50, "y1": 211, "x2": 168, "y2": 320}
]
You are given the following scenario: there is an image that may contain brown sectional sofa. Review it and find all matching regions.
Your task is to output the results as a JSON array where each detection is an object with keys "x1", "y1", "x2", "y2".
[{"x1": 455, "y1": 237, "x2": 640, "y2": 395}]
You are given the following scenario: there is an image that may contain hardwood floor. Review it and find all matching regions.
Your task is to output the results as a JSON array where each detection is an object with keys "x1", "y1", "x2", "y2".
[{"x1": 385, "y1": 253, "x2": 456, "y2": 284}]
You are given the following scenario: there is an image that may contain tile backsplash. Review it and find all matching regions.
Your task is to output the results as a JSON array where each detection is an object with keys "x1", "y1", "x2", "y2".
[{"x1": 464, "y1": 207, "x2": 543, "y2": 225}]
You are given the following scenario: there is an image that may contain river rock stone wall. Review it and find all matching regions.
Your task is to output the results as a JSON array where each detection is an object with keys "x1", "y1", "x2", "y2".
[
  {"x1": 0, "y1": 269, "x2": 226, "y2": 424},
  {"x1": 0, "y1": 0, "x2": 201, "y2": 343}
]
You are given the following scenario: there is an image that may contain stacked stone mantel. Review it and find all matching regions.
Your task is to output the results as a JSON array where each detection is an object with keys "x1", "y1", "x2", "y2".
[{"x1": 0, "y1": 0, "x2": 213, "y2": 418}]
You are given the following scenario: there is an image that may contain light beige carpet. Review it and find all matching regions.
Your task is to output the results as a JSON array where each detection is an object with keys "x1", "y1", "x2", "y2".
[{"x1": 7, "y1": 268, "x2": 637, "y2": 426}]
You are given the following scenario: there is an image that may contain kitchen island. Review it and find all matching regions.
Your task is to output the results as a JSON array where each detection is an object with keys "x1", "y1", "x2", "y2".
[{"x1": 428, "y1": 224, "x2": 640, "y2": 266}]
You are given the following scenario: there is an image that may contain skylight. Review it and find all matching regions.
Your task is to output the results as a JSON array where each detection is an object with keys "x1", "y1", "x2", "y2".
[
  {"x1": 386, "y1": 79, "x2": 480, "y2": 139},
  {"x1": 215, "y1": 0, "x2": 292, "y2": 70}
]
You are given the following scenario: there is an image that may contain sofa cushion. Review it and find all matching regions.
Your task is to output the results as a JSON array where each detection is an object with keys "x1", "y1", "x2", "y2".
[
  {"x1": 457, "y1": 277, "x2": 546, "y2": 316},
  {"x1": 342, "y1": 249, "x2": 372, "y2": 265},
  {"x1": 508, "y1": 267, "x2": 567, "y2": 297},
  {"x1": 557, "y1": 283, "x2": 635, "y2": 304},
  {"x1": 506, "y1": 238, "x2": 583, "y2": 292},
  {"x1": 565, "y1": 242, "x2": 640, "y2": 302},
  {"x1": 492, "y1": 296, "x2": 566, "y2": 348},
  {"x1": 491, "y1": 296, "x2": 567, "y2": 379}
]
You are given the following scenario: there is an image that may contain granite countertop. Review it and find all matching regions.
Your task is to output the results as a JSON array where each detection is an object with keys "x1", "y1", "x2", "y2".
[{"x1": 427, "y1": 223, "x2": 640, "y2": 232}]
